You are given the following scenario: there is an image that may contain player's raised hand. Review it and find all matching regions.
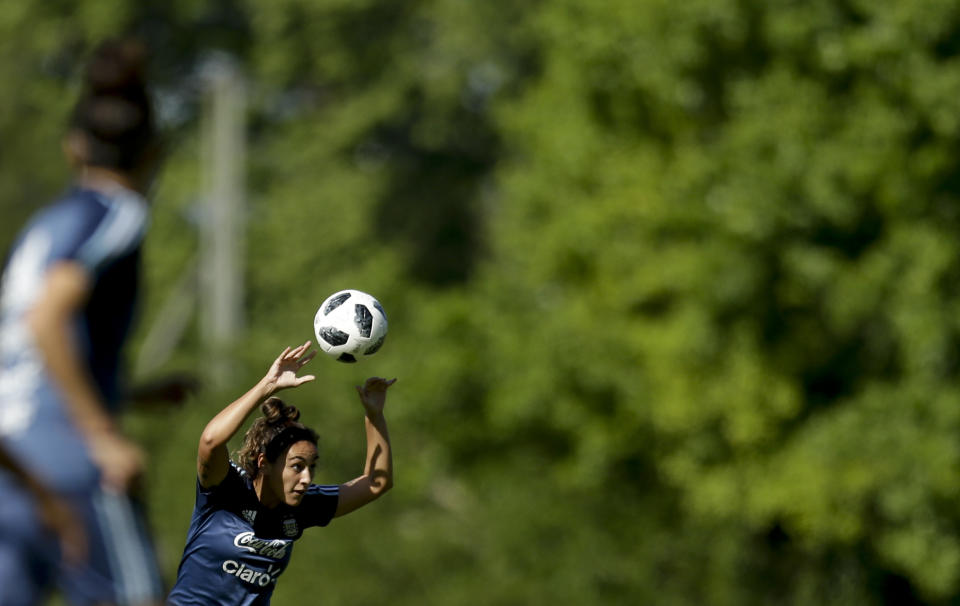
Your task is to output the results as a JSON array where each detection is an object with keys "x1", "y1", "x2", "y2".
[
  {"x1": 356, "y1": 377, "x2": 396, "y2": 416},
  {"x1": 264, "y1": 341, "x2": 316, "y2": 392}
]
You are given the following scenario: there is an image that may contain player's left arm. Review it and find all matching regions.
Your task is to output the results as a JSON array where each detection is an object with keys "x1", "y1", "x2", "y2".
[
  {"x1": 197, "y1": 343, "x2": 315, "y2": 488},
  {"x1": 26, "y1": 261, "x2": 145, "y2": 492},
  {"x1": 335, "y1": 377, "x2": 396, "y2": 518}
]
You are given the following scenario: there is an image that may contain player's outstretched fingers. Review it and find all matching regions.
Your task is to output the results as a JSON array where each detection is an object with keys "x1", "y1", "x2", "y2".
[
  {"x1": 298, "y1": 349, "x2": 317, "y2": 368},
  {"x1": 295, "y1": 374, "x2": 316, "y2": 386},
  {"x1": 292, "y1": 340, "x2": 311, "y2": 358}
]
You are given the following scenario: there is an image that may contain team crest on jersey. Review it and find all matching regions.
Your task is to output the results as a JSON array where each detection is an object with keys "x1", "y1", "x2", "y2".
[
  {"x1": 282, "y1": 517, "x2": 298, "y2": 537},
  {"x1": 241, "y1": 509, "x2": 257, "y2": 524}
]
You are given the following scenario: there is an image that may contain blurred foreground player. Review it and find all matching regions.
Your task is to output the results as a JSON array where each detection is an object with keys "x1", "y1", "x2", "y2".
[{"x1": 0, "y1": 38, "x2": 181, "y2": 605}]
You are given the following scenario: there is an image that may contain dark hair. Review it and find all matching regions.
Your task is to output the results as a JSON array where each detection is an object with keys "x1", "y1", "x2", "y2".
[
  {"x1": 235, "y1": 397, "x2": 319, "y2": 478},
  {"x1": 70, "y1": 38, "x2": 156, "y2": 171}
]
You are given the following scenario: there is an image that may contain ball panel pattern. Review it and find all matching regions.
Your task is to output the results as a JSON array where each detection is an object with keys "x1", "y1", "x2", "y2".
[
  {"x1": 318, "y1": 326, "x2": 349, "y2": 347},
  {"x1": 354, "y1": 304, "x2": 373, "y2": 338},
  {"x1": 365, "y1": 334, "x2": 385, "y2": 355},
  {"x1": 323, "y1": 291, "x2": 351, "y2": 315}
]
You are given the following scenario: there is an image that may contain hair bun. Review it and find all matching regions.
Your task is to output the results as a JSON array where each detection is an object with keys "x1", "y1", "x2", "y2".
[
  {"x1": 261, "y1": 397, "x2": 302, "y2": 426},
  {"x1": 85, "y1": 38, "x2": 147, "y2": 95},
  {"x1": 70, "y1": 37, "x2": 155, "y2": 170}
]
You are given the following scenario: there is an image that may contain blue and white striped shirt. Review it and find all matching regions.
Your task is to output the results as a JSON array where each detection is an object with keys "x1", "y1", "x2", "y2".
[{"x1": 0, "y1": 185, "x2": 147, "y2": 490}]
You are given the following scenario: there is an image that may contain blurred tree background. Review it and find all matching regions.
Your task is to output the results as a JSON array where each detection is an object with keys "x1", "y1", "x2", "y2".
[{"x1": 4, "y1": 0, "x2": 960, "y2": 604}]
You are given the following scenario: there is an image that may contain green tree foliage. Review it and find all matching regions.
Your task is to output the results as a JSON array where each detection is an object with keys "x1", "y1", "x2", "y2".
[
  {"x1": 479, "y1": 0, "x2": 960, "y2": 602},
  {"x1": 4, "y1": 0, "x2": 960, "y2": 604}
]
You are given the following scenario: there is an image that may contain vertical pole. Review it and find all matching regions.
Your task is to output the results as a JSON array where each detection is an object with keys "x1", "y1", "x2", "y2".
[{"x1": 201, "y1": 55, "x2": 246, "y2": 387}]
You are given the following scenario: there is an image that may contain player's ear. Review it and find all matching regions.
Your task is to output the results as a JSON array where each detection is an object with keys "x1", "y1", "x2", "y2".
[
  {"x1": 62, "y1": 130, "x2": 90, "y2": 168},
  {"x1": 256, "y1": 452, "x2": 267, "y2": 472}
]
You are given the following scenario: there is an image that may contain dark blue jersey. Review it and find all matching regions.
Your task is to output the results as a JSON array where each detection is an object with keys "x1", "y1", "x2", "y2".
[
  {"x1": 168, "y1": 463, "x2": 340, "y2": 605},
  {"x1": 0, "y1": 185, "x2": 147, "y2": 488}
]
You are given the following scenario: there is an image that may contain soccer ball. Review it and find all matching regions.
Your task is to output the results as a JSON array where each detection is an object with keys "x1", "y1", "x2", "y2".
[{"x1": 313, "y1": 289, "x2": 388, "y2": 363}]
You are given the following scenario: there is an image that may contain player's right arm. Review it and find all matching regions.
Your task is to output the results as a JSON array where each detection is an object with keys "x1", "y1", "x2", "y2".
[
  {"x1": 197, "y1": 342, "x2": 316, "y2": 488},
  {"x1": 25, "y1": 260, "x2": 144, "y2": 492}
]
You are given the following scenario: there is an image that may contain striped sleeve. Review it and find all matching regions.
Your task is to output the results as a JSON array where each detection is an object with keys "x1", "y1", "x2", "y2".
[
  {"x1": 73, "y1": 191, "x2": 148, "y2": 274},
  {"x1": 301, "y1": 484, "x2": 340, "y2": 528}
]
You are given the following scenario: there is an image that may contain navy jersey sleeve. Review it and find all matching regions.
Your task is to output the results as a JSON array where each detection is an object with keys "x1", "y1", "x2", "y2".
[
  {"x1": 25, "y1": 188, "x2": 148, "y2": 279},
  {"x1": 196, "y1": 463, "x2": 248, "y2": 509},
  {"x1": 300, "y1": 484, "x2": 340, "y2": 528},
  {"x1": 62, "y1": 190, "x2": 148, "y2": 275}
]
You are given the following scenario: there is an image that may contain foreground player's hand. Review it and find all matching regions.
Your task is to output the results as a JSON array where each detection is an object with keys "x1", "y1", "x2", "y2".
[
  {"x1": 264, "y1": 341, "x2": 316, "y2": 392},
  {"x1": 356, "y1": 377, "x2": 396, "y2": 417},
  {"x1": 36, "y1": 491, "x2": 88, "y2": 566},
  {"x1": 88, "y1": 431, "x2": 145, "y2": 493}
]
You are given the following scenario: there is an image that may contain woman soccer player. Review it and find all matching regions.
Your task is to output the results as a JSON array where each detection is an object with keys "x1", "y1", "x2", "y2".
[
  {"x1": 167, "y1": 342, "x2": 395, "y2": 604},
  {"x1": 0, "y1": 38, "x2": 185, "y2": 605}
]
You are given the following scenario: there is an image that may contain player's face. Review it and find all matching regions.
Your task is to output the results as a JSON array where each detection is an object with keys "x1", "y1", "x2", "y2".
[{"x1": 273, "y1": 441, "x2": 318, "y2": 507}]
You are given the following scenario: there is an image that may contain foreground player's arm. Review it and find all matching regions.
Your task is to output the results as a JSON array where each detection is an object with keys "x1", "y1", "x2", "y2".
[
  {"x1": 197, "y1": 342, "x2": 316, "y2": 488},
  {"x1": 0, "y1": 441, "x2": 87, "y2": 564},
  {"x1": 335, "y1": 377, "x2": 396, "y2": 517},
  {"x1": 25, "y1": 261, "x2": 143, "y2": 491}
]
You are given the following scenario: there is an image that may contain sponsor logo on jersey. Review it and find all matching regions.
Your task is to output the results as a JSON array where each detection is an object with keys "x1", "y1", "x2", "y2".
[
  {"x1": 241, "y1": 509, "x2": 257, "y2": 524},
  {"x1": 233, "y1": 531, "x2": 290, "y2": 559},
  {"x1": 222, "y1": 560, "x2": 281, "y2": 588}
]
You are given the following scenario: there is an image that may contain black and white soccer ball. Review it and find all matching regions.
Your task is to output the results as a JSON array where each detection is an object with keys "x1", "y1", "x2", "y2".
[{"x1": 313, "y1": 289, "x2": 388, "y2": 363}]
